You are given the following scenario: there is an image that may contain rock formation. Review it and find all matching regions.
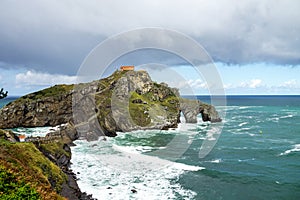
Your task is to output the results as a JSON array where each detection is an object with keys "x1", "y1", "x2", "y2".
[
  {"x1": 0, "y1": 70, "x2": 221, "y2": 140},
  {"x1": 0, "y1": 84, "x2": 73, "y2": 128},
  {"x1": 180, "y1": 98, "x2": 222, "y2": 123},
  {"x1": 0, "y1": 127, "x2": 96, "y2": 200}
]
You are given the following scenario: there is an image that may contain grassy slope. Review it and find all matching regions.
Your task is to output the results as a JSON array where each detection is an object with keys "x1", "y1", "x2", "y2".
[
  {"x1": 15, "y1": 84, "x2": 74, "y2": 102},
  {"x1": 129, "y1": 83, "x2": 179, "y2": 127},
  {"x1": 0, "y1": 132, "x2": 67, "y2": 199}
]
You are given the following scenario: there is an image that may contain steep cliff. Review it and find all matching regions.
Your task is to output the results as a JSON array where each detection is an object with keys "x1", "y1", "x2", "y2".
[
  {"x1": 0, "y1": 70, "x2": 221, "y2": 140},
  {"x1": 0, "y1": 84, "x2": 73, "y2": 128},
  {"x1": 0, "y1": 128, "x2": 95, "y2": 200},
  {"x1": 179, "y1": 98, "x2": 222, "y2": 123}
]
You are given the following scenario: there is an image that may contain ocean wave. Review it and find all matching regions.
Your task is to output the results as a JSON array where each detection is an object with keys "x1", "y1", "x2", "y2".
[
  {"x1": 112, "y1": 144, "x2": 166, "y2": 154},
  {"x1": 239, "y1": 106, "x2": 251, "y2": 110},
  {"x1": 10, "y1": 124, "x2": 66, "y2": 137},
  {"x1": 279, "y1": 114, "x2": 294, "y2": 119},
  {"x1": 112, "y1": 144, "x2": 204, "y2": 171},
  {"x1": 205, "y1": 159, "x2": 222, "y2": 163},
  {"x1": 71, "y1": 140, "x2": 204, "y2": 199},
  {"x1": 279, "y1": 144, "x2": 300, "y2": 156},
  {"x1": 266, "y1": 117, "x2": 279, "y2": 122},
  {"x1": 237, "y1": 127, "x2": 251, "y2": 131},
  {"x1": 238, "y1": 158, "x2": 255, "y2": 162},
  {"x1": 238, "y1": 122, "x2": 248, "y2": 127}
]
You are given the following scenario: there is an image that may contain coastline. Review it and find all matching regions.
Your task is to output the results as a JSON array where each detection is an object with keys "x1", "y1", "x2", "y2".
[{"x1": 1, "y1": 96, "x2": 300, "y2": 199}]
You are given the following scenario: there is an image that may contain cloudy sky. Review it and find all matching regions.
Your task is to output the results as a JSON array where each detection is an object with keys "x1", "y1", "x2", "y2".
[{"x1": 0, "y1": 0, "x2": 299, "y2": 95}]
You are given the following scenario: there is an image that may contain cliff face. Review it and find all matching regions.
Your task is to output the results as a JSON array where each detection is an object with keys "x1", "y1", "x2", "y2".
[
  {"x1": 72, "y1": 70, "x2": 181, "y2": 140},
  {"x1": 179, "y1": 98, "x2": 222, "y2": 123},
  {"x1": 0, "y1": 70, "x2": 221, "y2": 140},
  {"x1": 0, "y1": 85, "x2": 73, "y2": 128},
  {"x1": 0, "y1": 127, "x2": 95, "y2": 200}
]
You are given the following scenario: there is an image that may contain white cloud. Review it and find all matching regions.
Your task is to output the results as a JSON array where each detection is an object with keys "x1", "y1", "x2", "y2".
[
  {"x1": 223, "y1": 83, "x2": 234, "y2": 89},
  {"x1": 16, "y1": 70, "x2": 77, "y2": 87},
  {"x1": 187, "y1": 79, "x2": 207, "y2": 89},
  {"x1": 240, "y1": 79, "x2": 263, "y2": 88},
  {"x1": 279, "y1": 79, "x2": 298, "y2": 88},
  {"x1": 173, "y1": 79, "x2": 208, "y2": 90}
]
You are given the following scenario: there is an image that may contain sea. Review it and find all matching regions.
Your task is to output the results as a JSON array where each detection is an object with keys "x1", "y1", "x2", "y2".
[{"x1": 1, "y1": 95, "x2": 300, "y2": 200}]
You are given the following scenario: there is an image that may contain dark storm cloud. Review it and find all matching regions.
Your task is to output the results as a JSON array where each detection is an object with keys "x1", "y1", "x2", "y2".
[{"x1": 0, "y1": 0, "x2": 299, "y2": 75}]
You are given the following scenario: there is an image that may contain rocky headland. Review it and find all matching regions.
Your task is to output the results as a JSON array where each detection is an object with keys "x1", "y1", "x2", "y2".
[
  {"x1": 0, "y1": 70, "x2": 221, "y2": 139},
  {"x1": 0, "y1": 70, "x2": 221, "y2": 199}
]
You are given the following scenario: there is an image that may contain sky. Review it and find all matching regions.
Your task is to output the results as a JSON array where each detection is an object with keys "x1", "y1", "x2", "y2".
[{"x1": 0, "y1": 0, "x2": 299, "y2": 96}]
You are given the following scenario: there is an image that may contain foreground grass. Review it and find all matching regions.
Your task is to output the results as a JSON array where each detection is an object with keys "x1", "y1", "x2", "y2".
[{"x1": 0, "y1": 138, "x2": 66, "y2": 200}]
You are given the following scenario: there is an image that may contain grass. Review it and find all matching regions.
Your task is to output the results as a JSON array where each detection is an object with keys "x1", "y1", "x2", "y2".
[
  {"x1": 40, "y1": 141, "x2": 71, "y2": 158},
  {"x1": 0, "y1": 166, "x2": 41, "y2": 200},
  {"x1": 0, "y1": 139, "x2": 66, "y2": 200},
  {"x1": 17, "y1": 84, "x2": 74, "y2": 102},
  {"x1": 129, "y1": 82, "x2": 180, "y2": 127},
  {"x1": 93, "y1": 70, "x2": 180, "y2": 128}
]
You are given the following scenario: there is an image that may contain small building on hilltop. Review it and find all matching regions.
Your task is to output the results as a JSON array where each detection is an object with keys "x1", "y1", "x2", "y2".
[
  {"x1": 120, "y1": 66, "x2": 134, "y2": 71},
  {"x1": 18, "y1": 134, "x2": 26, "y2": 142}
]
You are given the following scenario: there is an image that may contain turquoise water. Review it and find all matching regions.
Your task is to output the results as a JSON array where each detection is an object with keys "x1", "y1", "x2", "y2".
[
  {"x1": 1, "y1": 96, "x2": 300, "y2": 199},
  {"x1": 0, "y1": 97, "x2": 17, "y2": 108},
  {"x1": 179, "y1": 97, "x2": 300, "y2": 200}
]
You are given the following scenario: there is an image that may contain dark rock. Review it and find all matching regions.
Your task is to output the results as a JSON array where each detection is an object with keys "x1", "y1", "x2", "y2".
[
  {"x1": 132, "y1": 99, "x2": 143, "y2": 104},
  {"x1": 58, "y1": 154, "x2": 70, "y2": 167},
  {"x1": 131, "y1": 189, "x2": 137, "y2": 193},
  {"x1": 180, "y1": 98, "x2": 221, "y2": 123},
  {"x1": 0, "y1": 92, "x2": 73, "y2": 129},
  {"x1": 0, "y1": 129, "x2": 20, "y2": 142}
]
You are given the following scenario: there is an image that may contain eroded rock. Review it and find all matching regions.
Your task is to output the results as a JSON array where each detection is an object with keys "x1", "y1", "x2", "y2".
[{"x1": 0, "y1": 70, "x2": 221, "y2": 141}]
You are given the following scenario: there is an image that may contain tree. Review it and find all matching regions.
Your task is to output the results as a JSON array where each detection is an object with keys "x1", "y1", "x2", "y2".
[{"x1": 0, "y1": 88, "x2": 8, "y2": 99}]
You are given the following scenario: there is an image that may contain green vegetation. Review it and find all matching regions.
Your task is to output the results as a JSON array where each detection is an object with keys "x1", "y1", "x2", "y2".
[
  {"x1": 18, "y1": 84, "x2": 74, "y2": 101},
  {"x1": 95, "y1": 70, "x2": 128, "y2": 129},
  {"x1": 129, "y1": 83, "x2": 180, "y2": 127},
  {"x1": 0, "y1": 166, "x2": 40, "y2": 200},
  {"x1": 0, "y1": 139, "x2": 66, "y2": 200},
  {"x1": 40, "y1": 141, "x2": 71, "y2": 158},
  {"x1": 129, "y1": 91, "x2": 151, "y2": 126},
  {"x1": 94, "y1": 70, "x2": 179, "y2": 128}
]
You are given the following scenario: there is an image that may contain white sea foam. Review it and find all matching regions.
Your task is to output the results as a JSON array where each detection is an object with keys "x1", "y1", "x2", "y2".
[
  {"x1": 279, "y1": 144, "x2": 300, "y2": 156},
  {"x1": 266, "y1": 117, "x2": 279, "y2": 122},
  {"x1": 205, "y1": 159, "x2": 222, "y2": 163},
  {"x1": 71, "y1": 139, "x2": 204, "y2": 200},
  {"x1": 239, "y1": 127, "x2": 251, "y2": 131},
  {"x1": 239, "y1": 106, "x2": 250, "y2": 110},
  {"x1": 279, "y1": 114, "x2": 293, "y2": 119},
  {"x1": 238, "y1": 158, "x2": 255, "y2": 162},
  {"x1": 238, "y1": 122, "x2": 248, "y2": 127},
  {"x1": 11, "y1": 124, "x2": 66, "y2": 137}
]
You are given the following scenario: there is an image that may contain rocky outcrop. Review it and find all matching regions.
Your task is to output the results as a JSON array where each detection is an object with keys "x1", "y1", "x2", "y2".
[
  {"x1": 0, "y1": 127, "x2": 96, "y2": 200},
  {"x1": 0, "y1": 85, "x2": 73, "y2": 128},
  {"x1": 0, "y1": 129, "x2": 20, "y2": 142},
  {"x1": 36, "y1": 140, "x2": 95, "y2": 200},
  {"x1": 180, "y1": 98, "x2": 222, "y2": 123},
  {"x1": 0, "y1": 70, "x2": 221, "y2": 140}
]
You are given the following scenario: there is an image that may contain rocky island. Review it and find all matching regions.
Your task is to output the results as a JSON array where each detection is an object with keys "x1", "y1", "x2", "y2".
[{"x1": 0, "y1": 69, "x2": 221, "y2": 199}]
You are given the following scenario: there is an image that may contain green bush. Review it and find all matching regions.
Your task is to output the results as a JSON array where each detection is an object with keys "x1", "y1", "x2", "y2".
[{"x1": 0, "y1": 166, "x2": 41, "y2": 200}]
